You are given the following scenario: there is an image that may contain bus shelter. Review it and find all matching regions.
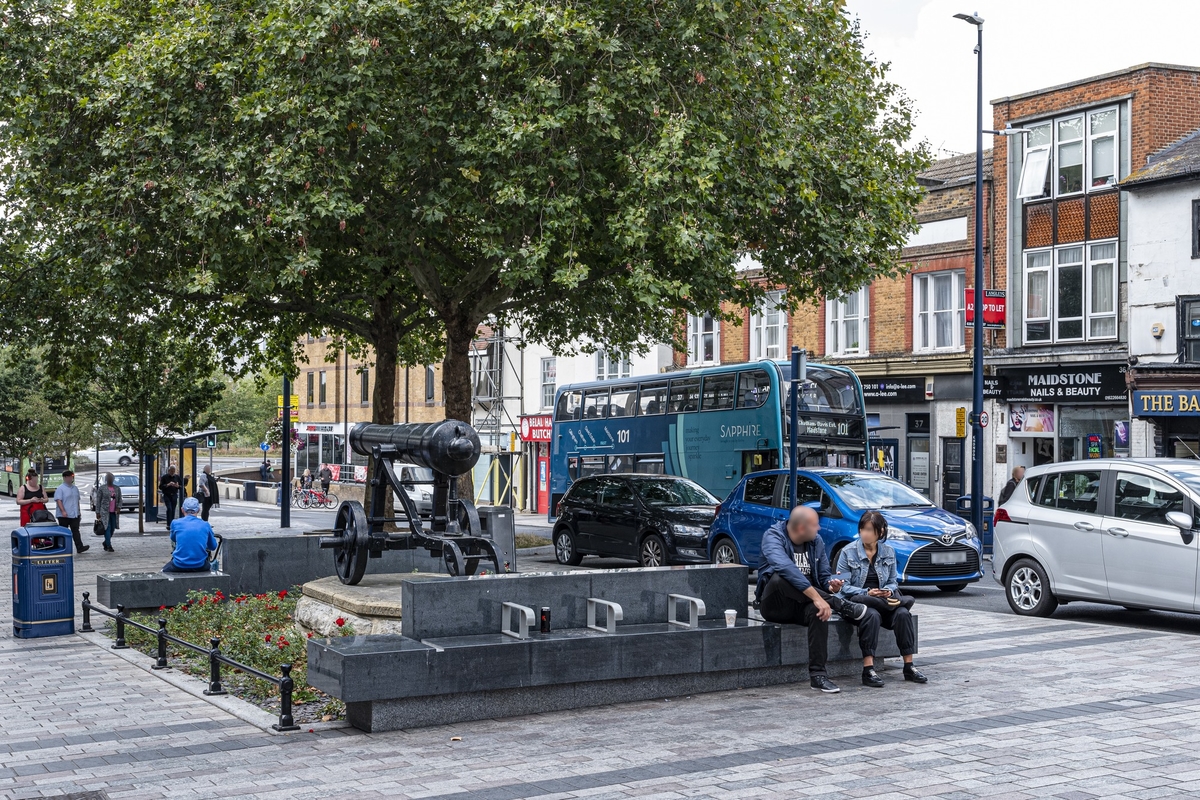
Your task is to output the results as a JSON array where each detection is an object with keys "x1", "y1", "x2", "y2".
[{"x1": 144, "y1": 429, "x2": 233, "y2": 522}]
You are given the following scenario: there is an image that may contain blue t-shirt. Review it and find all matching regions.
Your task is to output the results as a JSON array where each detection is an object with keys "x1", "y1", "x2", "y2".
[{"x1": 169, "y1": 515, "x2": 217, "y2": 569}]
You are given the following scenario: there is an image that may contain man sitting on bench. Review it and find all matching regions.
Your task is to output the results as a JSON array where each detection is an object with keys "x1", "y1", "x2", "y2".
[{"x1": 163, "y1": 497, "x2": 218, "y2": 573}]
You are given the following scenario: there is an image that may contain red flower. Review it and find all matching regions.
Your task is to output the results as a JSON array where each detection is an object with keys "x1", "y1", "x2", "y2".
[
  {"x1": 306, "y1": 632, "x2": 313, "y2": 638},
  {"x1": 335, "y1": 618, "x2": 345, "y2": 627},
  {"x1": 278, "y1": 590, "x2": 288, "y2": 599},
  {"x1": 265, "y1": 634, "x2": 272, "y2": 643},
  {"x1": 159, "y1": 605, "x2": 166, "y2": 611}
]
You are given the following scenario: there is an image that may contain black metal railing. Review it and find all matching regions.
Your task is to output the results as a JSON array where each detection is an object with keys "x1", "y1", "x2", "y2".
[{"x1": 81, "y1": 591, "x2": 300, "y2": 732}]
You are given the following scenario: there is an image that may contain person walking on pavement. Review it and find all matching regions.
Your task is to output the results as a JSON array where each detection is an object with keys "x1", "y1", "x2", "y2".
[
  {"x1": 259, "y1": 459, "x2": 272, "y2": 482},
  {"x1": 756, "y1": 505, "x2": 867, "y2": 694},
  {"x1": 998, "y1": 466, "x2": 1026, "y2": 506},
  {"x1": 159, "y1": 464, "x2": 182, "y2": 523},
  {"x1": 319, "y1": 464, "x2": 333, "y2": 495},
  {"x1": 96, "y1": 472, "x2": 122, "y2": 552},
  {"x1": 834, "y1": 511, "x2": 926, "y2": 687},
  {"x1": 163, "y1": 497, "x2": 219, "y2": 573},
  {"x1": 198, "y1": 465, "x2": 218, "y2": 521},
  {"x1": 16, "y1": 469, "x2": 48, "y2": 527},
  {"x1": 54, "y1": 469, "x2": 88, "y2": 553}
]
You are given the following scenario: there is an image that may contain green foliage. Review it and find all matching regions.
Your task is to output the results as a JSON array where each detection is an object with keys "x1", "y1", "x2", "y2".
[{"x1": 209, "y1": 375, "x2": 278, "y2": 448}]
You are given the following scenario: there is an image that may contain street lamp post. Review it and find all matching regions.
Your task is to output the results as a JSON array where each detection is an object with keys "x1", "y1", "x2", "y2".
[{"x1": 955, "y1": 10, "x2": 985, "y2": 541}]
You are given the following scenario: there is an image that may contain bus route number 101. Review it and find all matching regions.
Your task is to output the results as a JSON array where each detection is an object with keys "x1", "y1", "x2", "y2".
[{"x1": 616, "y1": 430, "x2": 631, "y2": 444}]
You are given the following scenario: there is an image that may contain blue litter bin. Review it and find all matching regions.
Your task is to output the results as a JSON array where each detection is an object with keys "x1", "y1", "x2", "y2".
[
  {"x1": 955, "y1": 495, "x2": 994, "y2": 554},
  {"x1": 244, "y1": 481, "x2": 257, "y2": 502},
  {"x1": 12, "y1": 521, "x2": 75, "y2": 638}
]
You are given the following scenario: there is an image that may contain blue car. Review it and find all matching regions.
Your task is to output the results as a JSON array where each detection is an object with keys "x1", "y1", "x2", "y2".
[{"x1": 708, "y1": 468, "x2": 983, "y2": 591}]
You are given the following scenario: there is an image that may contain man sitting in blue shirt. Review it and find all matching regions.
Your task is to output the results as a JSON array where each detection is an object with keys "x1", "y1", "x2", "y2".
[{"x1": 164, "y1": 497, "x2": 218, "y2": 573}]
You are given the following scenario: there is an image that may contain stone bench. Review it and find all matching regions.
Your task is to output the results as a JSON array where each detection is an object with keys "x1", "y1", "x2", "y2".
[
  {"x1": 307, "y1": 565, "x2": 915, "y2": 732},
  {"x1": 96, "y1": 571, "x2": 232, "y2": 612}
]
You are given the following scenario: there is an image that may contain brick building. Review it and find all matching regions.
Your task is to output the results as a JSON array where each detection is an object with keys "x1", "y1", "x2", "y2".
[{"x1": 988, "y1": 63, "x2": 1200, "y2": 478}]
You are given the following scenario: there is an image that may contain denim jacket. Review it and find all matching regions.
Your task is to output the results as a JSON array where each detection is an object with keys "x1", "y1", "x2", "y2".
[{"x1": 835, "y1": 539, "x2": 899, "y2": 597}]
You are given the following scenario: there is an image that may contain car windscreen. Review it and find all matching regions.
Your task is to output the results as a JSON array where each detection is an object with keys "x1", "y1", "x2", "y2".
[
  {"x1": 633, "y1": 479, "x2": 718, "y2": 507},
  {"x1": 1167, "y1": 468, "x2": 1200, "y2": 496},
  {"x1": 110, "y1": 476, "x2": 139, "y2": 486},
  {"x1": 821, "y1": 473, "x2": 934, "y2": 511}
]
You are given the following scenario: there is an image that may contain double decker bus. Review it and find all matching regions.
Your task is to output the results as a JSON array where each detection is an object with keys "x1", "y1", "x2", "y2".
[{"x1": 549, "y1": 360, "x2": 869, "y2": 515}]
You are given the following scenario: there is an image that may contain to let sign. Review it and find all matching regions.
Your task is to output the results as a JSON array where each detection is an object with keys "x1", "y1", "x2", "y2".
[
  {"x1": 520, "y1": 414, "x2": 553, "y2": 442},
  {"x1": 965, "y1": 289, "x2": 1006, "y2": 329}
]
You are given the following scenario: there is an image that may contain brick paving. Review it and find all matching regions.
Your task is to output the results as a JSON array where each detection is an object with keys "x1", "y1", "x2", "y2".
[{"x1": 6, "y1": 502, "x2": 1200, "y2": 798}]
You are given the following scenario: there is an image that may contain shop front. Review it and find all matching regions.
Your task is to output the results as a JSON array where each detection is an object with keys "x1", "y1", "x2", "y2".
[
  {"x1": 294, "y1": 422, "x2": 367, "y2": 483},
  {"x1": 519, "y1": 414, "x2": 553, "y2": 514},
  {"x1": 998, "y1": 363, "x2": 1129, "y2": 469},
  {"x1": 1131, "y1": 387, "x2": 1200, "y2": 459}
]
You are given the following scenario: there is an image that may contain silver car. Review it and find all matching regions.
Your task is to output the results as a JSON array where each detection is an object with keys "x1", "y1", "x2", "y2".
[
  {"x1": 993, "y1": 458, "x2": 1200, "y2": 617},
  {"x1": 88, "y1": 474, "x2": 142, "y2": 512}
]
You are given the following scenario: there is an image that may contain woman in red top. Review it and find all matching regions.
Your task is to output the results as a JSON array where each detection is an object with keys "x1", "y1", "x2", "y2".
[{"x1": 16, "y1": 469, "x2": 48, "y2": 526}]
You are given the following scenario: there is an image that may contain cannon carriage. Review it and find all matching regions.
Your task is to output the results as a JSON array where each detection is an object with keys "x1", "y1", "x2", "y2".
[{"x1": 319, "y1": 420, "x2": 506, "y2": 585}]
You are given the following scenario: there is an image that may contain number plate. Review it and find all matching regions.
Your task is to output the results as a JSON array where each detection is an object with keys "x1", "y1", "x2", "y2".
[{"x1": 931, "y1": 551, "x2": 968, "y2": 565}]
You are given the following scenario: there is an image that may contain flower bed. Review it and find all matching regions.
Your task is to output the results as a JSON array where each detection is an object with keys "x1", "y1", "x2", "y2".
[{"x1": 109, "y1": 587, "x2": 351, "y2": 724}]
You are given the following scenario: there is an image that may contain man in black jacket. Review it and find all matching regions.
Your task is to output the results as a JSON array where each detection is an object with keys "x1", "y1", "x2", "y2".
[
  {"x1": 757, "y1": 506, "x2": 867, "y2": 694},
  {"x1": 159, "y1": 465, "x2": 181, "y2": 524},
  {"x1": 998, "y1": 466, "x2": 1025, "y2": 506}
]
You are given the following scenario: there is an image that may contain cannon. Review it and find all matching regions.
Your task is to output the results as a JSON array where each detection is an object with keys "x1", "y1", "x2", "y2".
[{"x1": 318, "y1": 420, "x2": 506, "y2": 585}]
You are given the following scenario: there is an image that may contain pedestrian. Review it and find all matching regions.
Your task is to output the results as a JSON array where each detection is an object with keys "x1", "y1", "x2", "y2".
[
  {"x1": 319, "y1": 464, "x2": 333, "y2": 495},
  {"x1": 96, "y1": 472, "x2": 122, "y2": 552},
  {"x1": 756, "y1": 505, "x2": 867, "y2": 694},
  {"x1": 163, "y1": 497, "x2": 218, "y2": 573},
  {"x1": 159, "y1": 464, "x2": 182, "y2": 523},
  {"x1": 834, "y1": 511, "x2": 926, "y2": 687},
  {"x1": 54, "y1": 469, "x2": 88, "y2": 553},
  {"x1": 998, "y1": 466, "x2": 1026, "y2": 506},
  {"x1": 16, "y1": 469, "x2": 48, "y2": 527},
  {"x1": 259, "y1": 459, "x2": 272, "y2": 482},
  {"x1": 197, "y1": 465, "x2": 218, "y2": 521},
  {"x1": 300, "y1": 468, "x2": 313, "y2": 490}
]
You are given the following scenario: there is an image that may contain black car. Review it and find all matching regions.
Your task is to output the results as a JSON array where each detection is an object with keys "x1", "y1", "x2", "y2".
[{"x1": 552, "y1": 474, "x2": 719, "y2": 567}]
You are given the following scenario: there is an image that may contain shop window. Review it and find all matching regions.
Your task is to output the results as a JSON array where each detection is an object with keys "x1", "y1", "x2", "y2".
[
  {"x1": 1023, "y1": 242, "x2": 1117, "y2": 344},
  {"x1": 1181, "y1": 297, "x2": 1200, "y2": 363},
  {"x1": 687, "y1": 313, "x2": 719, "y2": 366},
  {"x1": 827, "y1": 289, "x2": 868, "y2": 356},
  {"x1": 750, "y1": 291, "x2": 787, "y2": 360},
  {"x1": 595, "y1": 350, "x2": 630, "y2": 381},
  {"x1": 540, "y1": 358, "x2": 556, "y2": 409},
  {"x1": 914, "y1": 271, "x2": 965, "y2": 352},
  {"x1": 1058, "y1": 406, "x2": 1128, "y2": 461}
]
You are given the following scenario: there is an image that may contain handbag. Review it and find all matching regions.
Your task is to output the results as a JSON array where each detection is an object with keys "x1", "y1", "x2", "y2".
[
  {"x1": 93, "y1": 515, "x2": 106, "y2": 537},
  {"x1": 858, "y1": 592, "x2": 915, "y2": 613}
]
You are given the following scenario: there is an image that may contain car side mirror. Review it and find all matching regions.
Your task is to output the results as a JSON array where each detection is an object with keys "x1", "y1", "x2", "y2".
[{"x1": 1166, "y1": 511, "x2": 1193, "y2": 531}]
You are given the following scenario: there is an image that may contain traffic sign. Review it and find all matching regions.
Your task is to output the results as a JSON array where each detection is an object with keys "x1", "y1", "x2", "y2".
[
  {"x1": 260, "y1": 442, "x2": 270, "y2": 452},
  {"x1": 979, "y1": 410, "x2": 989, "y2": 429}
]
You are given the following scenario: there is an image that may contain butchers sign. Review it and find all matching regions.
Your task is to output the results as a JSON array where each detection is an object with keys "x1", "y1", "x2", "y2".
[{"x1": 520, "y1": 414, "x2": 553, "y2": 442}]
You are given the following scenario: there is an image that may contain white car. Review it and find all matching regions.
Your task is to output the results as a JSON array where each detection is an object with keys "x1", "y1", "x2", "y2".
[
  {"x1": 73, "y1": 444, "x2": 137, "y2": 468},
  {"x1": 87, "y1": 473, "x2": 142, "y2": 512},
  {"x1": 993, "y1": 458, "x2": 1200, "y2": 617}
]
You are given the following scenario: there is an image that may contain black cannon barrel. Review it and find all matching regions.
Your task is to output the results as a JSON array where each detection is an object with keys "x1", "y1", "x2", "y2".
[{"x1": 348, "y1": 421, "x2": 481, "y2": 476}]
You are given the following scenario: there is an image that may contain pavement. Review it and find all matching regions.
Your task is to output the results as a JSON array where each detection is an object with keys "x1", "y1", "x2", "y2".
[{"x1": 7, "y1": 499, "x2": 1200, "y2": 797}]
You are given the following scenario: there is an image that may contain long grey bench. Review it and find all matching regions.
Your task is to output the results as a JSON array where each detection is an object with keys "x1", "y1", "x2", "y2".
[
  {"x1": 307, "y1": 565, "x2": 914, "y2": 732},
  {"x1": 96, "y1": 571, "x2": 232, "y2": 611}
]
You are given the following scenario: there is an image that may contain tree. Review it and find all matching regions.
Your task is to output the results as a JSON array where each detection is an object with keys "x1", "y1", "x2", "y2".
[
  {"x1": 71, "y1": 324, "x2": 224, "y2": 532},
  {"x1": 210, "y1": 376, "x2": 278, "y2": 449},
  {"x1": 0, "y1": 0, "x2": 926, "y2": 431}
]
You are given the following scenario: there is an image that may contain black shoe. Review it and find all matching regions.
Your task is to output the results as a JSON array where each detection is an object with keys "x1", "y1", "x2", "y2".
[
  {"x1": 862, "y1": 667, "x2": 884, "y2": 688},
  {"x1": 904, "y1": 665, "x2": 928, "y2": 684},
  {"x1": 810, "y1": 675, "x2": 841, "y2": 694},
  {"x1": 104, "y1": 545, "x2": 114, "y2": 552},
  {"x1": 839, "y1": 601, "x2": 867, "y2": 622},
  {"x1": 76, "y1": 545, "x2": 90, "y2": 553}
]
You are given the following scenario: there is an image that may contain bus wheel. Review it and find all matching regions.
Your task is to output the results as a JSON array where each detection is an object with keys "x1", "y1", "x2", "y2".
[
  {"x1": 553, "y1": 528, "x2": 583, "y2": 566},
  {"x1": 711, "y1": 538, "x2": 740, "y2": 565},
  {"x1": 639, "y1": 534, "x2": 667, "y2": 568}
]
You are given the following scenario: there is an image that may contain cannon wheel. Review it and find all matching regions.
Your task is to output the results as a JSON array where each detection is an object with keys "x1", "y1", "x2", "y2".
[
  {"x1": 333, "y1": 501, "x2": 370, "y2": 585},
  {"x1": 442, "y1": 539, "x2": 480, "y2": 577},
  {"x1": 455, "y1": 495, "x2": 481, "y2": 537}
]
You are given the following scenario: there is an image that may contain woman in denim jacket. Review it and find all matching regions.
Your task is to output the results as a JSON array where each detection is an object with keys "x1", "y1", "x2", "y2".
[{"x1": 835, "y1": 511, "x2": 927, "y2": 688}]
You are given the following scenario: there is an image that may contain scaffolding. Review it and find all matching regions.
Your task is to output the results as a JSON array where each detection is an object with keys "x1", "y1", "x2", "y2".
[{"x1": 470, "y1": 324, "x2": 525, "y2": 505}]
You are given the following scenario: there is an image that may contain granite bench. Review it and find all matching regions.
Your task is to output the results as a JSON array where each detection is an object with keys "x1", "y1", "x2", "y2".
[
  {"x1": 307, "y1": 565, "x2": 915, "y2": 732},
  {"x1": 96, "y1": 571, "x2": 232, "y2": 611}
]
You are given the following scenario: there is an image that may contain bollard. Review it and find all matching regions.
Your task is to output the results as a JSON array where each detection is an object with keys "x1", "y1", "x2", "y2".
[
  {"x1": 273, "y1": 664, "x2": 300, "y2": 732},
  {"x1": 204, "y1": 637, "x2": 226, "y2": 696},
  {"x1": 112, "y1": 604, "x2": 128, "y2": 649},
  {"x1": 153, "y1": 618, "x2": 169, "y2": 669},
  {"x1": 81, "y1": 592, "x2": 93, "y2": 633}
]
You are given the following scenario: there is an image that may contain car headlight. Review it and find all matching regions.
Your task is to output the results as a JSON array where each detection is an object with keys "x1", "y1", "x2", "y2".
[
  {"x1": 965, "y1": 522, "x2": 979, "y2": 540},
  {"x1": 420, "y1": 491, "x2": 432, "y2": 501},
  {"x1": 887, "y1": 529, "x2": 913, "y2": 542},
  {"x1": 672, "y1": 524, "x2": 707, "y2": 538}
]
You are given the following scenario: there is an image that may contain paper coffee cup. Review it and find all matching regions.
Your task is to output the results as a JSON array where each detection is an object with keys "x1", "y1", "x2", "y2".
[{"x1": 724, "y1": 609, "x2": 737, "y2": 627}]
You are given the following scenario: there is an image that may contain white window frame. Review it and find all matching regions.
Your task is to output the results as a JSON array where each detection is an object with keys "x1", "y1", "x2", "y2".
[
  {"x1": 540, "y1": 357, "x2": 556, "y2": 409},
  {"x1": 595, "y1": 350, "x2": 631, "y2": 381},
  {"x1": 913, "y1": 271, "x2": 966, "y2": 352},
  {"x1": 1017, "y1": 121, "x2": 1051, "y2": 200},
  {"x1": 750, "y1": 291, "x2": 788, "y2": 360},
  {"x1": 1087, "y1": 108, "x2": 1118, "y2": 190},
  {"x1": 1022, "y1": 241, "x2": 1118, "y2": 345},
  {"x1": 1055, "y1": 115, "x2": 1085, "y2": 197},
  {"x1": 826, "y1": 288, "x2": 869, "y2": 357},
  {"x1": 1017, "y1": 106, "x2": 1119, "y2": 203},
  {"x1": 686, "y1": 313, "x2": 720, "y2": 366}
]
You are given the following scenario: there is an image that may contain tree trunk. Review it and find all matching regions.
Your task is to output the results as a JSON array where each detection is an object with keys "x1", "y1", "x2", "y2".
[
  {"x1": 443, "y1": 316, "x2": 478, "y2": 501},
  {"x1": 365, "y1": 296, "x2": 400, "y2": 526}
]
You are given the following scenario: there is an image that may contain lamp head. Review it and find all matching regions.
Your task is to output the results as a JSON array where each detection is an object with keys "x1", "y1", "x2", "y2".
[{"x1": 954, "y1": 11, "x2": 984, "y2": 25}]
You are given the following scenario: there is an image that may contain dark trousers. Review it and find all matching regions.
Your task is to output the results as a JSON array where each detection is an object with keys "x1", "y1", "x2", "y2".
[
  {"x1": 163, "y1": 560, "x2": 213, "y2": 573},
  {"x1": 201, "y1": 497, "x2": 213, "y2": 521},
  {"x1": 321, "y1": 481, "x2": 331, "y2": 494},
  {"x1": 57, "y1": 516, "x2": 83, "y2": 551},
  {"x1": 850, "y1": 603, "x2": 917, "y2": 658},
  {"x1": 759, "y1": 574, "x2": 841, "y2": 677},
  {"x1": 163, "y1": 492, "x2": 178, "y2": 523}
]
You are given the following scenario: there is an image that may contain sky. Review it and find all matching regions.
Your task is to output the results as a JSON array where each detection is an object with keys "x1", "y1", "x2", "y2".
[{"x1": 843, "y1": 0, "x2": 1200, "y2": 157}]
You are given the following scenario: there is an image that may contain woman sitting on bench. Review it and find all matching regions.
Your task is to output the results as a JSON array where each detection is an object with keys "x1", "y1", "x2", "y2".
[{"x1": 163, "y1": 497, "x2": 218, "y2": 573}]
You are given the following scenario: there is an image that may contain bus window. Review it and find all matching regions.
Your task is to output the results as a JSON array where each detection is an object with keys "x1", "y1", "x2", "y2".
[
  {"x1": 701, "y1": 374, "x2": 736, "y2": 411},
  {"x1": 743, "y1": 474, "x2": 777, "y2": 506},
  {"x1": 738, "y1": 370, "x2": 772, "y2": 408},
  {"x1": 609, "y1": 385, "x2": 638, "y2": 418},
  {"x1": 609, "y1": 454, "x2": 635, "y2": 473},
  {"x1": 582, "y1": 389, "x2": 610, "y2": 419},
  {"x1": 634, "y1": 454, "x2": 665, "y2": 474},
  {"x1": 580, "y1": 456, "x2": 606, "y2": 477},
  {"x1": 556, "y1": 391, "x2": 581, "y2": 421},
  {"x1": 639, "y1": 382, "x2": 668, "y2": 415},
  {"x1": 668, "y1": 378, "x2": 701, "y2": 413}
]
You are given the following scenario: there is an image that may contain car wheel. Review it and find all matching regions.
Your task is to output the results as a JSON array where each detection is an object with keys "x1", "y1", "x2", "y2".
[
  {"x1": 829, "y1": 543, "x2": 846, "y2": 573},
  {"x1": 553, "y1": 528, "x2": 583, "y2": 566},
  {"x1": 118, "y1": 456, "x2": 132, "y2": 466},
  {"x1": 639, "y1": 533, "x2": 668, "y2": 568},
  {"x1": 1005, "y1": 558, "x2": 1058, "y2": 617},
  {"x1": 711, "y1": 537, "x2": 740, "y2": 565},
  {"x1": 937, "y1": 583, "x2": 967, "y2": 593}
]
